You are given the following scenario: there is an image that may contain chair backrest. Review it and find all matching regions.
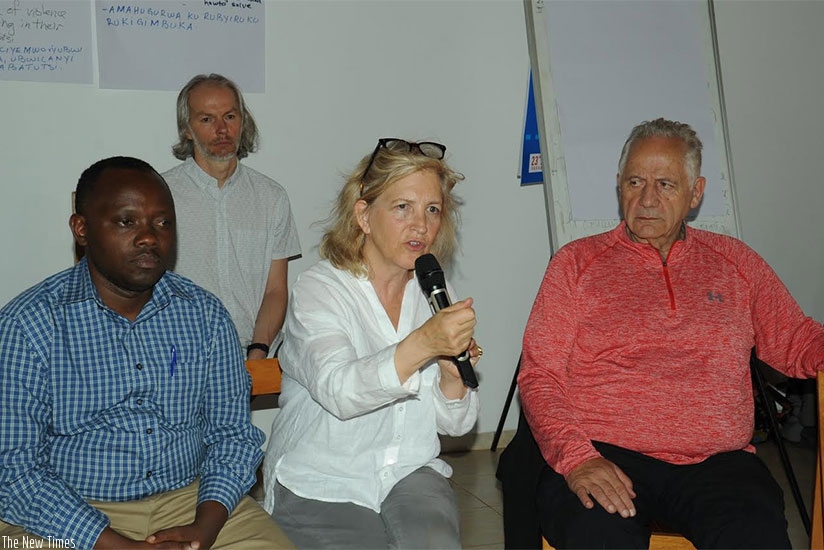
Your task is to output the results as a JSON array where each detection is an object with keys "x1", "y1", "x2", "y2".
[
  {"x1": 245, "y1": 358, "x2": 282, "y2": 396},
  {"x1": 810, "y1": 371, "x2": 824, "y2": 549}
]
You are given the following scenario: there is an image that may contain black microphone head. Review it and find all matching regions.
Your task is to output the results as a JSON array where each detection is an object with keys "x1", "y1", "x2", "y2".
[{"x1": 415, "y1": 253, "x2": 446, "y2": 293}]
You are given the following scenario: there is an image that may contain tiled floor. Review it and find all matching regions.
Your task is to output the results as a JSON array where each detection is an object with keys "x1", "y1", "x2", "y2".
[
  {"x1": 445, "y1": 438, "x2": 816, "y2": 549},
  {"x1": 442, "y1": 450, "x2": 505, "y2": 548}
]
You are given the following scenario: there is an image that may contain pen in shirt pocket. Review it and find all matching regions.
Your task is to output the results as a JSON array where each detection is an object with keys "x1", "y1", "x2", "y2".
[{"x1": 170, "y1": 345, "x2": 177, "y2": 378}]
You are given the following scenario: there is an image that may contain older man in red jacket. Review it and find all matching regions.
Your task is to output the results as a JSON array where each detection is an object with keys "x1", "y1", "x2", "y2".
[{"x1": 519, "y1": 118, "x2": 824, "y2": 549}]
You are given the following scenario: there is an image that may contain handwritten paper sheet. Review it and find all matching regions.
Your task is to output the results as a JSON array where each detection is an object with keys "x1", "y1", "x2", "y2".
[
  {"x1": 0, "y1": 0, "x2": 93, "y2": 83},
  {"x1": 95, "y1": 0, "x2": 265, "y2": 92}
]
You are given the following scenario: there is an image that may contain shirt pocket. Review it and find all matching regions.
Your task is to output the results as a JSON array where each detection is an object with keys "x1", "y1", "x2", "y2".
[{"x1": 158, "y1": 360, "x2": 208, "y2": 425}]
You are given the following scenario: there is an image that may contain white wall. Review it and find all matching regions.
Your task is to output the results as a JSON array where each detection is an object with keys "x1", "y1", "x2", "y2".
[
  {"x1": 1, "y1": 0, "x2": 822, "y2": 442},
  {"x1": 713, "y1": 0, "x2": 824, "y2": 322},
  {"x1": 0, "y1": 0, "x2": 549, "y2": 439}
]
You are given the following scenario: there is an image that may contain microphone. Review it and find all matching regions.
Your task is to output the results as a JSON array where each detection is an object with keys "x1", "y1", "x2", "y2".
[{"x1": 414, "y1": 254, "x2": 479, "y2": 389}]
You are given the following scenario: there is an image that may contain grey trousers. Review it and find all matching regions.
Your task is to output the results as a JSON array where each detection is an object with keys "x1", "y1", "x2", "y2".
[{"x1": 271, "y1": 466, "x2": 461, "y2": 549}]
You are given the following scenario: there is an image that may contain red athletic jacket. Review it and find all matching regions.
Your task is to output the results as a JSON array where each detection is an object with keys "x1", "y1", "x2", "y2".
[{"x1": 520, "y1": 222, "x2": 824, "y2": 476}]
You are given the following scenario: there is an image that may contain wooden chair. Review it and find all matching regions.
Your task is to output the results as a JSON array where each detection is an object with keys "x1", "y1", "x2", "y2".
[
  {"x1": 245, "y1": 357, "x2": 282, "y2": 397},
  {"x1": 810, "y1": 371, "x2": 824, "y2": 549},
  {"x1": 542, "y1": 525, "x2": 695, "y2": 550}
]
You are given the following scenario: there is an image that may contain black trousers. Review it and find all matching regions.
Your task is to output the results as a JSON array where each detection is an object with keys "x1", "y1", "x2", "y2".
[{"x1": 537, "y1": 442, "x2": 791, "y2": 549}]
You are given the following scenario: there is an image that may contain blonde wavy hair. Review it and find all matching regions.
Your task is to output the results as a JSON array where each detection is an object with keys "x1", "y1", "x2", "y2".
[{"x1": 319, "y1": 142, "x2": 465, "y2": 277}]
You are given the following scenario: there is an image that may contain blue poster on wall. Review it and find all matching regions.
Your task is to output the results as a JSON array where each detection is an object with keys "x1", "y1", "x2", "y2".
[{"x1": 520, "y1": 70, "x2": 543, "y2": 186}]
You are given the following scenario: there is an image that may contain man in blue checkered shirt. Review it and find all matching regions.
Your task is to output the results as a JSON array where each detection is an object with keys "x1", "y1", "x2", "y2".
[{"x1": 0, "y1": 157, "x2": 292, "y2": 549}]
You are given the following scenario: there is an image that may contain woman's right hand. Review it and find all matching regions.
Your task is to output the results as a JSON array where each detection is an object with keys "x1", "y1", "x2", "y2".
[
  {"x1": 418, "y1": 297, "x2": 476, "y2": 358},
  {"x1": 394, "y1": 298, "x2": 476, "y2": 383}
]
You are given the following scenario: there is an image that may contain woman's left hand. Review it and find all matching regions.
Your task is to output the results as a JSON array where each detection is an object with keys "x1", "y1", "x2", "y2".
[
  {"x1": 438, "y1": 338, "x2": 482, "y2": 398},
  {"x1": 467, "y1": 338, "x2": 483, "y2": 366}
]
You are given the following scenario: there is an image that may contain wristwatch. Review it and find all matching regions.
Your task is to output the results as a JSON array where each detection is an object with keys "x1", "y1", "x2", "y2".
[{"x1": 246, "y1": 342, "x2": 270, "y2": 357}]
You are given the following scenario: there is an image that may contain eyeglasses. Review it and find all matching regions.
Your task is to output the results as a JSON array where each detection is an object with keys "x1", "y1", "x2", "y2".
[{"x1": 360, "y1": 138, "x2": 446, "y2": 193}]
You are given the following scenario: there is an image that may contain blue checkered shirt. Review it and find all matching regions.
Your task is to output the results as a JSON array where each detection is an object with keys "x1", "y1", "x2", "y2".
[{"x1": 0, "y1": 259, "x2": 264, "y2": 549}]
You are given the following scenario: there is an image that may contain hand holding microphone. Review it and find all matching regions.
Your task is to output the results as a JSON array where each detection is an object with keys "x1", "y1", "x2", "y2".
[{"x1": 415, "y1": 254, "x2": 480, "y2": 389}]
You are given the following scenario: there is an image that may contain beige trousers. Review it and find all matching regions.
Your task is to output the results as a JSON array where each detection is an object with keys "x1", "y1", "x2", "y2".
[{"x1": 0, "y1": 481, "x2": 293, "y2": 549}]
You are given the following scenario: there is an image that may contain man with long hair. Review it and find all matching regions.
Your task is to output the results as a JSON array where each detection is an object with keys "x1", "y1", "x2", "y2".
[{"x1": 164, "y1": 73, "x2": 301, "y2": 361}]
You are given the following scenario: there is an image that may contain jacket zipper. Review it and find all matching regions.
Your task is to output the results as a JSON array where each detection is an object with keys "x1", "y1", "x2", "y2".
[{"x1": 661, "y1": 251, "x2": 676, "y2": 310}]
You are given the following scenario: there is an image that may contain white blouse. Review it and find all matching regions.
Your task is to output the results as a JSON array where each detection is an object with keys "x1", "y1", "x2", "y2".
[{"x1": 262, "y1": 260, "x2": 479, "y2": 513}]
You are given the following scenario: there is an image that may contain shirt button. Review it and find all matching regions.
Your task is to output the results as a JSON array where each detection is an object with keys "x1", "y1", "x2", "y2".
[
  {"x1": 136, "y1": 363, "x2": 143, "y2": 370},
  {"x1": 146, "y1": 428, "x2": 153, "y2": 434},
  {"x1": 146, "y1": 471, "x2": 152, "y2": 478},
  {"x1": 136, "y1": 399, "x2": 143, "y2": 405}
]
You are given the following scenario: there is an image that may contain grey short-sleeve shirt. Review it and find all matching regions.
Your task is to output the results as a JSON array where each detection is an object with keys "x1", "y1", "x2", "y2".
[{"x1": 163, "y1": 158, "x2": 301, "y2": 348}]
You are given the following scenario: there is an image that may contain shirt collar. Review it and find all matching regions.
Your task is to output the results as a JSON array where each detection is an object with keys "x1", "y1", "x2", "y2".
[
  {"x1": 60, "y1": 257, "x2": 195, "y2": 315},
  {"x1": 614, "y1": 220, "x2": 693, "y2": 261},
  {"x1": 182, "y1": 156, "x2": 243, "y2": 195}
]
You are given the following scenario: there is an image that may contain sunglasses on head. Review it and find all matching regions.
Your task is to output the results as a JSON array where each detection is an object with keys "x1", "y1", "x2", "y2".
[{"x1": 360, "y1": 138, "x2": 446, "y2": 195}]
